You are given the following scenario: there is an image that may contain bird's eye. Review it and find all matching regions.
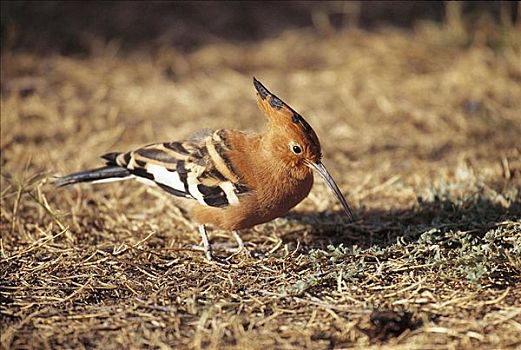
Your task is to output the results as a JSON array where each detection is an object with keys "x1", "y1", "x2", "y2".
[{"x1": 290, "y1": 143, "x2": 302, "y2": 155}]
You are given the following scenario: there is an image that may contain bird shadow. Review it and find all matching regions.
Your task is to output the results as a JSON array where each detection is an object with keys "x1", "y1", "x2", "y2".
[{"x1": 279, "y1": 196, "x2": 520, "y2": 252}]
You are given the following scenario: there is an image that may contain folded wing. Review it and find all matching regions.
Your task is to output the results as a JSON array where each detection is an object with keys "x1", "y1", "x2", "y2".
[{"x1": 104, "y1": 130, "x2": 249, "y2": 208}]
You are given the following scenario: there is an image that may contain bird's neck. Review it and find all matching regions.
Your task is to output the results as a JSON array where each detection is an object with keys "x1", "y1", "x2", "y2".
[
  {"x1": 228, "y1": 130, "x2": 312, "y2": 187},
  {"x1": 227, "y1": 130, "x2": 313, "y2": 214}
]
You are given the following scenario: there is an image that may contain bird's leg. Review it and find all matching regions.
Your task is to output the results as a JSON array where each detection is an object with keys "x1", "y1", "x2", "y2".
[
  {"x1": 198, "y1": 224, "x2": 213, "y2": 261},
  {"x1": 193, "y1": 224, "x2": 230, "y2": 264},
  {"x1": 231, "y1": 230, "x2": 245, "y2": 252},
  {"x1": 224, "y1": 230, "x2": 250, "y2": 260},
  {"x1": 192, "y1": 225, "x2": 246, "y2": 262},
  {"x1": 206, "y1": 230, "x2": 245, "y2": 253}
]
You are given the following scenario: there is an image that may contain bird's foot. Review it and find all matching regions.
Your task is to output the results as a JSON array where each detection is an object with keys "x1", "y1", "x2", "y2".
[
  {"x1": 194, "y1": 226, "x2": 249, "y2": 263},
  {"x1": 190, "y1": 244, "x2": 231, "y2": 265}
]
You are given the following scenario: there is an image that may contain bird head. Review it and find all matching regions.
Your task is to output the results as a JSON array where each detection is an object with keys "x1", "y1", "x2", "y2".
[{"x1": 253, "y1": 77, "x2": 354, "y2": 220}]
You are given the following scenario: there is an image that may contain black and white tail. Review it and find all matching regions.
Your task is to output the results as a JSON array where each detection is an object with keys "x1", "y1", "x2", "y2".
[{"x1": 53, "y1": 166, "x2": 131, "y2": 187}]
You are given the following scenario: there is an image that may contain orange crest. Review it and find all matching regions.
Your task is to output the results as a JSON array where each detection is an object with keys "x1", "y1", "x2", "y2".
[{"x1": 253, "y1": 77, "x2": 321, "y2": 159}]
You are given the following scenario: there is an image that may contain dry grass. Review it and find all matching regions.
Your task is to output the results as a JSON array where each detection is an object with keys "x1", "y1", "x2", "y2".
[{"x1": 2, "y1": 16, "x2": 521, "y2": 350}]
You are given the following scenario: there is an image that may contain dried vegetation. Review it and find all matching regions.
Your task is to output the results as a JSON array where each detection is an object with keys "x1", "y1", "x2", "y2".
[{"x1": 1, "y1": 4, "x2": 521, "y2": 349}]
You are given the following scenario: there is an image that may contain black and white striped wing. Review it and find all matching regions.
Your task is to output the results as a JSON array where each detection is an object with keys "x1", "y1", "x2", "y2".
[{"x1": 102, "y1": 130, "x2": 249, "y2": 208}]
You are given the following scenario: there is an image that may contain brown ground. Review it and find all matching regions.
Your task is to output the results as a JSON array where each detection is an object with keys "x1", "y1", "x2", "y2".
[{"x1": 1, "y1": 5, "x2": 521, "y2": 350}]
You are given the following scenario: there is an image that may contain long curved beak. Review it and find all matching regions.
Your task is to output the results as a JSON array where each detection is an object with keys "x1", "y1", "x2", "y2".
[{"x1": 307, "y1": 161, "x2": 355, "y2": 221}]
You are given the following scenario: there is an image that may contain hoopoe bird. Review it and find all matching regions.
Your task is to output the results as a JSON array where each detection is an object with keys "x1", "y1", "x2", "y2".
[{"x1": 55, "y1": 78, "x2": 354, "y2": 262}]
